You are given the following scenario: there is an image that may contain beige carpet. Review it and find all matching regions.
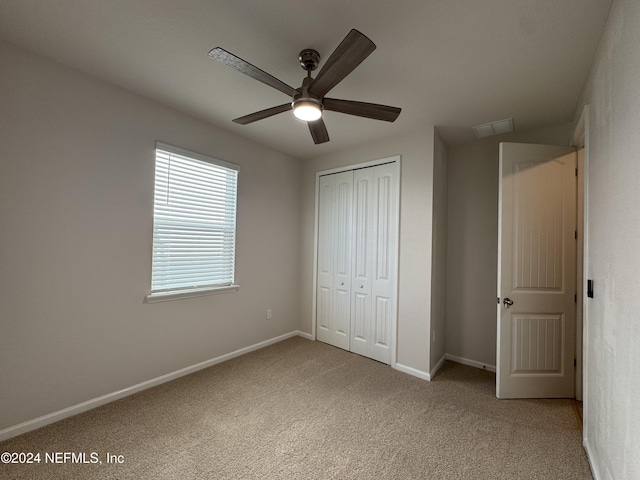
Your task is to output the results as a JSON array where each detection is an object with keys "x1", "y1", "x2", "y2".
[{"x1": 0, "y1": 337, "x2": 592, "y2": 479}]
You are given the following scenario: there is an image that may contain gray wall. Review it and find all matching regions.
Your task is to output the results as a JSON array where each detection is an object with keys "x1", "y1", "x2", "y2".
[
  {"x1": 0, "y1": 41, "x2": 302, "y2": 431},
  {"x1": 574, "y1": 0, "x2": 640, "y2": 477},
  {"x1": 444, "y1": 125, "x2": 572, "y2": 368}
]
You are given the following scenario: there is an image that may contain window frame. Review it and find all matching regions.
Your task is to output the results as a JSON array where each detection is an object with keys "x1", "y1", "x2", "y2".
[{"x1": 145, "y1": 142, "x2": 240, "y2": 303}]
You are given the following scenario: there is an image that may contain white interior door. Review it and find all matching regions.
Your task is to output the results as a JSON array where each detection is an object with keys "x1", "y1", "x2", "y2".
[
  {"x1": 497, "y1": 143, "x2": 577, "y2": 399},
  {"x1": 316, "y1": 171, "x2": 353, "y2": 351}
]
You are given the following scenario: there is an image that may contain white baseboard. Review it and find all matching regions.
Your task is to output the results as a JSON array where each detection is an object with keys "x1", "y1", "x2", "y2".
[
  {"x1": 430, "y1": 354, "x2": 447, "y2": 378},
  {"x1": 394, "y1": 362, "x2": 432, "y2": 381},
  {"x1": 0, "y1": 330, "x2": 308, "y2": 442},
  {"x1": 583, "y1": 437, "x2": 601, "y2": 480},
  {"x1": 445, "y1": 353, "x2": 496, "y2": 373},
  {"x1": 296, "y1": 330, "x2": 314, "y2": 341}
]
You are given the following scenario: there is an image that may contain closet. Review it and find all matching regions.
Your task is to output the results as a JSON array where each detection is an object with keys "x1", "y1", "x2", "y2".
[{"x1": 315, "y1": 158, "x2": 399, "y2": 365}]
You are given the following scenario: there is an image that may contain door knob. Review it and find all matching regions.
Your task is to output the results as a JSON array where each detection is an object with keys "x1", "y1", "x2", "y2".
[
  {"x1": 503, "y1": 298, "x2": 514, "y2": 308},
  {"x1": 359, "y1": 284, "x2": 364, "y2": 289}
]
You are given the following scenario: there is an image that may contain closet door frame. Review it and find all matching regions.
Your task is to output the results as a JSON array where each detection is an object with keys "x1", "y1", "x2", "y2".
[{"x1": 311, "y1": 155, "x2": 401, "y2": 368}]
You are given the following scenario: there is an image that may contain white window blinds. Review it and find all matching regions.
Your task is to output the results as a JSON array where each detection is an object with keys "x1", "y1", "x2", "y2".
[{"x1": 150, "y1": 143, "x2": 239, "y2": 296}]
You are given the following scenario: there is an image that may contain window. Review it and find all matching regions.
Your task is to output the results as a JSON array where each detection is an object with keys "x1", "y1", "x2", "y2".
[{"x1": 146, "y1": 142, "x2": 239, "y2": 302}]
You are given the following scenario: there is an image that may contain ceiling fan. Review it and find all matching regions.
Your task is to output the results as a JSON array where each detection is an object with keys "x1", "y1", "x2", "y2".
[{"x1": 208, "y1": 29, "x2": 401, "y2": 145}]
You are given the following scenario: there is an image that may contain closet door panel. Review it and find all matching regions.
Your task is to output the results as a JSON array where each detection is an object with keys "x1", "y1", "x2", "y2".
[
  {"x1": 316, "y1": 176, "x2": 335, "y2": 343},
  {"x1": 350, "y1": 168, "x2": 374, "y2": 357},
  {"x1": 371, "y1": 164, "x2": 398, "y2": 364},
  {"x1": 332, "y1": 171, "x2": 353, "y2": 348},
  {"x1": 375, "y1": 296, "x2": 390, "y2": 347},
  {"x1": 316, "y1": 286, "x2": 332, "y2": 338},
  {"x1": 316, "y1": 171, "x2": 352, "y2": 350}
]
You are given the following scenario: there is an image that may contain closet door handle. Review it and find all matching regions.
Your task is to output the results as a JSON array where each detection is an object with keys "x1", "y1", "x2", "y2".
[
  {"x1": 359, "y1": 284, "x2": 364, "y2": 289},
  {"x1": 340, "y1": 282, "x2": 344, "y2": 286}
]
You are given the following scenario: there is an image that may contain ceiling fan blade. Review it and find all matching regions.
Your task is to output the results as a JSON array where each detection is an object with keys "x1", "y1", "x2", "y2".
[
  {"x1": 233, "y1": 103, "x2": 292, "y2": 125},
  {"x1": 323, "y1": 98, "x2": 401, "y2": 122},
  {"x1": 208, "y1": 47, "x2": 299, "y2": 97},
  {"x1": 308, "y1": 118, "x2": 330, "y2": 144},
  {"x1": 309, "y1": 29, "x2": 376, "y2": 98}
]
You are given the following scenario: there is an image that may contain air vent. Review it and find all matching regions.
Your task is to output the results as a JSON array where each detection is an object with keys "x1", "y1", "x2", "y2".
[{"x1": 472, "y1": 118, "x2": 514, "y2": 139}]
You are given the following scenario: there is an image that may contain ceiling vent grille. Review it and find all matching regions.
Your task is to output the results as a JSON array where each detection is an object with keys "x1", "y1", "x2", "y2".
[{"x1": 472, "y1": 118, "x2": 514, "y2": 139}]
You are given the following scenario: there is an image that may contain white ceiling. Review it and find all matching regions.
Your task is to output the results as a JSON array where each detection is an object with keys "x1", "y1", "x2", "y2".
[{"x1": 0, "y1": 0, "x2": 612, "y2": 159}]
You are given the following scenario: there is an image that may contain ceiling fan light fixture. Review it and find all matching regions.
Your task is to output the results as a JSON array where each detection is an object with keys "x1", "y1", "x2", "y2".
[{"x1": 292, "y1": 99, "x2": 322, "y2": 121}]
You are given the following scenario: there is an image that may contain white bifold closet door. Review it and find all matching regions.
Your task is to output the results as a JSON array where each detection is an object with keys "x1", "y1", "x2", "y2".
[
  {"x1": 316, "y1": 162, "x2": 398, "y2": 365},
  {"x1": 317, "y1": 170, "x2": 353, "y2": 352}
]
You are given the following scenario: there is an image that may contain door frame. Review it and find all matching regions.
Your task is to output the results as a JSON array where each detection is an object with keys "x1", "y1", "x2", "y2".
[
  {"x1": 572, "y1": 106, "x2": 589, "y2": 404},
  {"x1": 311, "y1": 155, "x2": 401, "y2": 368}
]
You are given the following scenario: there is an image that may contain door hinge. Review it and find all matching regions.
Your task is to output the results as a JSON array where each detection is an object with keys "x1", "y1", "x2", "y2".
[
  {"x1": 575, "y1": 167, "x2": 578, "y2": 177},
  {"x1": 574, "y1": 294, "x2": 577, "y2": 303},
  {"x1": 574, "y1": 358, "x2": 577, "y2": 367},
  {"x1": 575, "y1": 230, "x2": 578, "y2": 240},
  {"x1": 497, "y1": 297, "x2": 500, "y2": 304}
]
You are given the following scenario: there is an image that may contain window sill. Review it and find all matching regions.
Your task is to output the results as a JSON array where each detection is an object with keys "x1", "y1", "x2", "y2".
[{"x1": 145, "y1": 285, "x2": 240, "y2": 303}]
